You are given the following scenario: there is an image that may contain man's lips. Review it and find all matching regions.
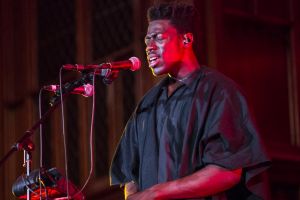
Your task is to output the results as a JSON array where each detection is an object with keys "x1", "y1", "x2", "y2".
[{"x1": 148, "y1": 55, "x2": 160, "y2": 68}]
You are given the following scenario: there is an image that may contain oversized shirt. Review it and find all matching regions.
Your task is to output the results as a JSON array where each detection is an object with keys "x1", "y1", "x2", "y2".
[{"x1": 110, "y1": 66, "x2": 270, "y2": 199}]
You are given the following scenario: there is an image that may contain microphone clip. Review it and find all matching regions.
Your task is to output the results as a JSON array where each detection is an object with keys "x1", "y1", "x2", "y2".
[
  {"x1": 98, "y1": 68, "x2": 120, "y2": 85},
  {"x1": 49, "y1": 72, "x2": 95, "y2": 106}
]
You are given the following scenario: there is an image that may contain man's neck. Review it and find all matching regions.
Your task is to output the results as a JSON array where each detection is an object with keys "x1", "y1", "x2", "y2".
[{"x1": 169, "y1": 51, "x2": 200, "y2": 80}]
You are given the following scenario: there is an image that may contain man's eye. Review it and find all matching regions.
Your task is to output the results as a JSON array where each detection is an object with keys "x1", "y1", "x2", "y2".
[
  {"x1": 144, "y1": 33, "x2": 165, "y2": 44},
  {"x1": 144, "y1": 36, "x2": 152, "y2": 44},
  {"x1": 156, "y1": 34, "x2": 164, "y2": 40}
]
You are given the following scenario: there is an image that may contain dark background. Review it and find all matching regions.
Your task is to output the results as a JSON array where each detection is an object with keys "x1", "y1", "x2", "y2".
[{"x1": 1, "y1": 0, "x2": 300, "y2": 199}]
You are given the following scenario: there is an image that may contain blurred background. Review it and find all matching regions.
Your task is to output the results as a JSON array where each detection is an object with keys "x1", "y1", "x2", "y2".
[{"x1": 1, "y1": 0, "x2": 300, "y2": 199}]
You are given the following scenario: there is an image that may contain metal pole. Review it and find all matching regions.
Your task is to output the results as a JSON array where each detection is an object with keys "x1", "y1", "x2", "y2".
[{"x1": 24, "y1": 150, "x2": 32, "y2": 200}]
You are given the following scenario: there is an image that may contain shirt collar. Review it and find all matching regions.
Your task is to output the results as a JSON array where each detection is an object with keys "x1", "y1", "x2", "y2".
[{"x1": 168, "y1": 66, "x2": 202, "y2": 87}]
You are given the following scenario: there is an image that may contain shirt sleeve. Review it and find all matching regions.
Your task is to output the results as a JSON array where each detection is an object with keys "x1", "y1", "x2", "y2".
[
  {"x1": 201, "y1": 84, "x2": 270, "y2": 197},
  {"x1": 110, "y1": 113, "x2": 139, "y2": 186}
]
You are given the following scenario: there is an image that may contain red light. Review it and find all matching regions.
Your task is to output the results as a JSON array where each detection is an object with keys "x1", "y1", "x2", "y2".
[{"x1": 17, "y1": 187, "x2": 64, "y2": 199}]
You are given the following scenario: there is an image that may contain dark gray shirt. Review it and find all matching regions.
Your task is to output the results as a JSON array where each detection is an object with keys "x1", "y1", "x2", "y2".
[{"x1": 110, "y1": 66, "x2": 270, "y2": 199}]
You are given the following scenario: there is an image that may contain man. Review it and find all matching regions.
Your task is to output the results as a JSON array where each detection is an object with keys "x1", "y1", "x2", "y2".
[{"x1": 110, "y1": 2, "x2": 270, "y2": 200}]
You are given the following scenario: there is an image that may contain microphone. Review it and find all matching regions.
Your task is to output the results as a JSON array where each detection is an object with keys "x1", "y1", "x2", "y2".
[
  {"x1": 63, "y1": 57, "x2": 141, "y2": 72},
  {"x1": 12, "y1": 168, "x2": 85, "y2": 199},
  {"x1": 46, "y1": 72, "x2": 95, "y2": 106},
  {"x1": 44, "y1": 84, "x2": 94, "y2": 97}
]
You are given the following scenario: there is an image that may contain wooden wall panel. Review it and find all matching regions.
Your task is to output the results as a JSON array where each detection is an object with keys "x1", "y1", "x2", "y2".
[
  {"x1": 258, "y1": 0, "x2": 290, "y2": 20},
  {"x1": 220, "y1": 17, "x2": 290, "y2": 144},
  {"x1": 292, "y1": 0, "x2": 300, "y2": 147},
  {"x1": 0, "y1": 0, "x2": 38, "y2": 199}
]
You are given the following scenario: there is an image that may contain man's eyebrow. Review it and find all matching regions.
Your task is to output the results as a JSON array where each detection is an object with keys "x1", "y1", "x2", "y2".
[
  {"x1": 145, "y1": 32, "x2": 163, "y2": 37},
  {"x1": 145, "y1": 32, "x2": 158, "y2": 38}
]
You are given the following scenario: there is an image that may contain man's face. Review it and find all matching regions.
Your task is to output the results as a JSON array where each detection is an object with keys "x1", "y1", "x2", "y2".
[{"x1": 145, "y1": 20, "x2": 184, "y2": 76}]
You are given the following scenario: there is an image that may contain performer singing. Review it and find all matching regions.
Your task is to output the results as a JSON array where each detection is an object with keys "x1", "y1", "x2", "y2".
[{"x1": 110, "y1": 2, "x2": 270, "y2": 199}]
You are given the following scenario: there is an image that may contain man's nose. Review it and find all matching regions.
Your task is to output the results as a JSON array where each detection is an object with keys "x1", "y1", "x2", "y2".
[{"x1": 146, "y1": 41, "x2": 156, "y2": 54}]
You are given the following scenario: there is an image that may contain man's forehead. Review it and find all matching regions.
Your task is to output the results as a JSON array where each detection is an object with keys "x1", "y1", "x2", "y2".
[{"x1": 146, "y1": 19, "x2": 176, "y2": 34}]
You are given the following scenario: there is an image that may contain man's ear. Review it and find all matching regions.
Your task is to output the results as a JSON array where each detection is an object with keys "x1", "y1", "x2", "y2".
[{"x1": 183, "y1": 33, "x2": 193, "y2": 47}]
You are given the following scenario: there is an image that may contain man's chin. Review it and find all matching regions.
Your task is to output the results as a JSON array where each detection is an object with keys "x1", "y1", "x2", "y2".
[{"x1": 150, "y1": 67, "x2": 165, "y2": 77}]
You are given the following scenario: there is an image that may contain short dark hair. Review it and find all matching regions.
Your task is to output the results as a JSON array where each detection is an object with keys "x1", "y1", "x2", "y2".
[{"x1": 147, "y1": 2, "x2": 197, "y2": 34}]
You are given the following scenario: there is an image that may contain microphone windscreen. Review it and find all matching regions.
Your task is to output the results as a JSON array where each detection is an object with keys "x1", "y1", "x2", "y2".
[{"x1": 129, "y1": 57, "x2": 141, "y2": 71}]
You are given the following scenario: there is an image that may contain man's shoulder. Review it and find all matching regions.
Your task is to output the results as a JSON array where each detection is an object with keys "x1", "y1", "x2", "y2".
[
  {"x1": 193, "y1": 66, "x2": 247, "y2": 102},
  {"x1": 201, "y1": 66, "x2": 236, "y2": 85},
  {"x1": 200, "y1": 66, "x2": 243, "y2": 93}
]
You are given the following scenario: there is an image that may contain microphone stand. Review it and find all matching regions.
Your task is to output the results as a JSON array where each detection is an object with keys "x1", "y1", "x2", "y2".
[
  {"x1": 0, "y1": 101, "x2": 61, "y2": 200},
  {"x1": 0, "y1": 72, "x2": 97, "y2": 164},
  {"x1": 0, "y1": 72, "x2": 99, "y2": 200},
  {"x1": 23, "y1": 138, "x2": 34, "y2": 200}
]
